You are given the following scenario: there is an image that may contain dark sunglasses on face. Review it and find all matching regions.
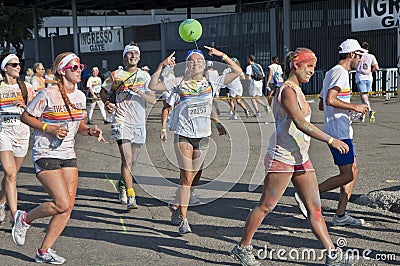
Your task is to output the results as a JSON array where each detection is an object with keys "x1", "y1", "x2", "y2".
[
  {"x1": 6, "y1": 62, "x2": 21, "y2": 68},
  {"x1": 62, "y1": 64, "x2": 84, "y2": 72}
]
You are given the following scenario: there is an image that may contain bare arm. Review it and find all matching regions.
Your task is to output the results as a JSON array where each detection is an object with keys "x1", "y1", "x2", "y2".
[
  {"x1": 160, "y1": 101, "x2": 171, "y2": 141},
  {"x1": 149, "y1": 52, "x2": 175, "y2": 92},
  {"x1": 371, "y1": 63, "x2": 379, "y2": 72},
  {"x1": 77, "y1": 120, "x2": 105, "y2": 142},
  {"x1": 326, "y1": 86, "x2": 368, "y2": 113},
  {"x1": 266, "y1": 68, "x2": 273, "y2": 88},
  {"x1": 318, "y1": 97, "x2": 324, "y2": 111},
  {"x1": 204, "y1": 46, "x2": 241, "y2": 85}
]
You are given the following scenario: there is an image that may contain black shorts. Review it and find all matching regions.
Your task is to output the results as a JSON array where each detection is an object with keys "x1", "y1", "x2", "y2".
[
  {"x1": 34, "y1": 158, "x2": 78, "y2": 174},
  {"x1": 174, "y1": 135, "x2": 209, "y2": 150}
]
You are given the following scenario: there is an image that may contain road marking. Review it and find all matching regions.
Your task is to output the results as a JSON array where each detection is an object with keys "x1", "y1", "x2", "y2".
[
  {"x1": 105, "y1": 173, "x2": 118, "y2": 192},
  {"x1": 105, "y1": 174, "x2": 127, "y2": 233}
]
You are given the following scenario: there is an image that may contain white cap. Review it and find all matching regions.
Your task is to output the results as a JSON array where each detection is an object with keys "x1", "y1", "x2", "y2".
[
  {"x1": 338, "y1": 39, "x2": 367, "y2": 54},
  {"x1": 142, "y1": 65, "x2": 150, "y2": 71},
  {"x1": 207, "y1": 61, "x2": 213, "y2": 67}
]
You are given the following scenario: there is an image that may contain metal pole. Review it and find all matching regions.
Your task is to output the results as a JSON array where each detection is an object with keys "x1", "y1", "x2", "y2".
[
  {"x1": 283, "y1": 0, "x2": 291, "y2": 56},
  {"x1": 71, "y1": 0, "x2": 79, "y2": 55},
  {"x1": 33, "y1": 2, "x2": 40, "y2": 62},
  {"x1": 50, "y1": 34, "x2": 55, "y2": 66}
]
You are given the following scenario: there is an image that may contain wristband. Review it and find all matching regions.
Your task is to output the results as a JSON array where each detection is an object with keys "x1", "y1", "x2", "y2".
[
  {"x1": 222, "y1": 54, "x2": 228, "y2": 61},
  {"x1": 88, "y1": 128, "x2": 93, "y2": 136},
  {"x1": 328, "y1": 137, "x2": 334, "y2": 145},
  {"x1": 161, "y1": 128, "x2": 167, "y2": 132},
  {"x1": 41, "y1": 123, "x2": 48, "y2": 132}
]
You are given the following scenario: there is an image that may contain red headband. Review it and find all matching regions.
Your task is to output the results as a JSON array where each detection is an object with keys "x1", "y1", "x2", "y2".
[{"x1": 290, "y1": 51, "x2": 317, "y2": 68}]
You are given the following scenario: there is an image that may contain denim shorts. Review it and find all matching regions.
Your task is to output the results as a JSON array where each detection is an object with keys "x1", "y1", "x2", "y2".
[
  {"x1": 356, "y1": 80, "x2": 372, "y2": 93},
  {"x1": 328, "y1": 139, "x2": 356, "y2": 166},
  {"x1": 34, "y1": 158, "x2": 78, "y2": 174}
]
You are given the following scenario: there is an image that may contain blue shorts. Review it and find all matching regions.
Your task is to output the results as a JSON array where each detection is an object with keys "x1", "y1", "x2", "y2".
[
  {"x1": 356, "y1": 80, "x2": 372, "y2": 93},
  {"x1": 328, "y1": 139, "x2": 356, "y2": 166}
]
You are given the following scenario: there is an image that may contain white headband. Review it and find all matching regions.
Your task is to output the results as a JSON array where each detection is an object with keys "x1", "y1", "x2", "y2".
[
  {"x1": 1, "y1": 54, "x2": 19, "y2": 71},
  {"x1": 123, "y1": 45, "x2": 140, "y2": 59},
  {"x1": 57, "y1": 53, "x2": 79, "y2": 74}
]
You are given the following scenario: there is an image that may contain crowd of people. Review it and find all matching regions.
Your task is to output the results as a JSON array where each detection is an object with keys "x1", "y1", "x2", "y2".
[{"x1": 0, "y1": 37, "x2": 374, "y2": 265}]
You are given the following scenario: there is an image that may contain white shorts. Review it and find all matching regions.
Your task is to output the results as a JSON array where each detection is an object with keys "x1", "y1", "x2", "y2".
[
  {"x1": 0, "y1": 132, "x2": 29, "y2": 157},
  {"x1": 249, "y1": 85, "x2": 263, "y2": 97},
  {"x1": 229, "y1": 87, "x2": 243, "y2": 97},
  {"x1": 110, "y1": 123, "x2": 146, "y2": 144}
]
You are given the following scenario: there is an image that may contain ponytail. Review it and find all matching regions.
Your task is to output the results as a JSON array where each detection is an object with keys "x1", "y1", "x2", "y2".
[{"x1": 284, "y1": 51, "x2": 295, "y2": 80}]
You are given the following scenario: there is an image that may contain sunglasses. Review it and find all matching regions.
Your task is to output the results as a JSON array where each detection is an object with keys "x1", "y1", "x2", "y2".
[
  {"x1": 62, "y1": 64, "x2": 84, "y2": 72},
  {"x1": 6, "y1": 62, "x2": 21, "y2": 68}
]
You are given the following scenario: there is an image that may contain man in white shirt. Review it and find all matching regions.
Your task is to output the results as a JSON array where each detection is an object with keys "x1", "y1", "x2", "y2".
[
  {"x1": 296, "y1": 39, "x2": 369, "y2": 227},
  {"x1": 355, "y1": 42, "x2": 379, "y2": 123}
]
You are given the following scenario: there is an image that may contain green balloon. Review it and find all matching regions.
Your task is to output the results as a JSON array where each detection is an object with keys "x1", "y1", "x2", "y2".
[{"x1": 179, "y1": 19, "x2": 202, "y2": 42}]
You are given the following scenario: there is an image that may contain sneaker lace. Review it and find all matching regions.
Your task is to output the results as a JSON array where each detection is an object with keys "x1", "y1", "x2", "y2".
[{"x1": 242, "y1": 245, "x2": 257, "y2": 263}]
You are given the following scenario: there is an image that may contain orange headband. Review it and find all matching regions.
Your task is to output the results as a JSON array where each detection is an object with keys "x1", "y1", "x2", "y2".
[{"x1": 290, "y1": 51, "x2": 317, "y2": 68}]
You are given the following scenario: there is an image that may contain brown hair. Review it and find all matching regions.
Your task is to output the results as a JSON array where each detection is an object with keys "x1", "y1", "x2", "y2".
[
  {"x1": 52, "y1": 52, "x2": 78, "y2": 117},
  {"x1": 0, "y1": 53, "x2": 28, "y2": 104}
]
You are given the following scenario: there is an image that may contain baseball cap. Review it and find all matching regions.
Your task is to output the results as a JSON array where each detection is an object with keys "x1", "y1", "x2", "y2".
[
  {"x1": 206, "y1": 61, "x2": 213, "y2": 67},
  {"x1": 338, "y1": 39, "x2": 367, "y2": 54},
  {"x1": 142, "y1": 65, "x2": 150, "y2": 71}
]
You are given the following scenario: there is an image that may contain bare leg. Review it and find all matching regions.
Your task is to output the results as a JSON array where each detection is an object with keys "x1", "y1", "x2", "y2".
[
  {"x1": 174, "y1": 141, "x2": 206, "y2": 218},
  {"x1": 0, "y1": 151, "x2": 25, "y2": 217},
  {"x1": 240, "y1": 172, "x2": 292, "y2": 246},
  {"x1": 118, "y1": 142, "x2": 141, "y2": 191},
  {"x1": 336, "y1": 158, "x2": 358, "y2": 215},
  {"x1": 292, "y1": 171, "x2": 335, "y2": 251},
  {"x1": 236, "y1": 97, "x2": 248, "y2": 112},
  {"x1": 25, "y1": 167, "x2": 78, "y2": 250},
  {"x1": 251, "y1": 98, "x2": 259, "y2": 113},
  {"x1": 318, "y1": 164, "x2": 354, "y2": 194}
]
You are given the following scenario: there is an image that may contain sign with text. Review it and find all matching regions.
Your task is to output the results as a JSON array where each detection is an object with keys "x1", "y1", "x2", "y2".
[
  {"x1": 79, "y1": 29, "x2": 123, "y2": 53},
  {"x1": 351, "y1": 0, "x2": 399, "y2": 32}
]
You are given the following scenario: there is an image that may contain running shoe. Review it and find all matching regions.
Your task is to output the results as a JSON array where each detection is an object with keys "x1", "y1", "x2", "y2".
[
  {"x1": 369, "y1": 110, "x2": 376, "y2": 124},
  {"x1": 117, "y1": 180, "x2": 127, "y2": 204},
  {"x1": 230, "y1": 114, "x2": 238, "y2": 120},
  {"x1": 189, "y1": 192, "x2": 201, "y2": 205},
  {"x1": 168, "y1": 202, "x2": 182, "y2": 225},
  {"x1": 265, "y1": 105, "x2": 272, "y2": 113},
  {"x1": 230, "y1": 243, "x2": 261, "y2": 266},
  {"x1": 244, "y1": 109, "x2": 250, "y2": 118},
  {"x1": 35, "y1": 248, "x2": 66, "y2": 265},
  {"x1": 178, "y1": 218, "x2": 192, "y2": 235},
  {"x1": 332, "y1": 213, "x2": 365, "y2": 226},
  {"x1": 12, "y1": 210, "x2": 30, "y2": 246},
  {"x1": 253, "y1": 112, "x2": 261, "y2": 118},
  {"x1": 325, "y1": 249, "x2": 356, "y2": 266},
  {"x1": 127, "y1": 196, "x2": 138, "y2": 210},
  {"x1": 294, "y1": 192, "x2": 308, "y2": 218},
  {"x1": 0, "y1": 202, "x2": 6, "y2": 222}
]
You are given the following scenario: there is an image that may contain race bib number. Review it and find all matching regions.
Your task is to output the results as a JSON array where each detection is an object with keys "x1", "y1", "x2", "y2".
[
  {"x1": 110, "y1": 124, "x2": 122, "y2": 140},
  {"x1": 188, "y1": 103, "x2": 209, "y2": 118},
  {"x1": 1, "y1": 112, "x2": 21, "y2": 126}
]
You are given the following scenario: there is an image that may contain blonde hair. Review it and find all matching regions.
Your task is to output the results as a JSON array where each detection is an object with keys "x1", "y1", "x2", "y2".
[{"x1": 53, "y1": 52, "x2": 78, "y2": 111}]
